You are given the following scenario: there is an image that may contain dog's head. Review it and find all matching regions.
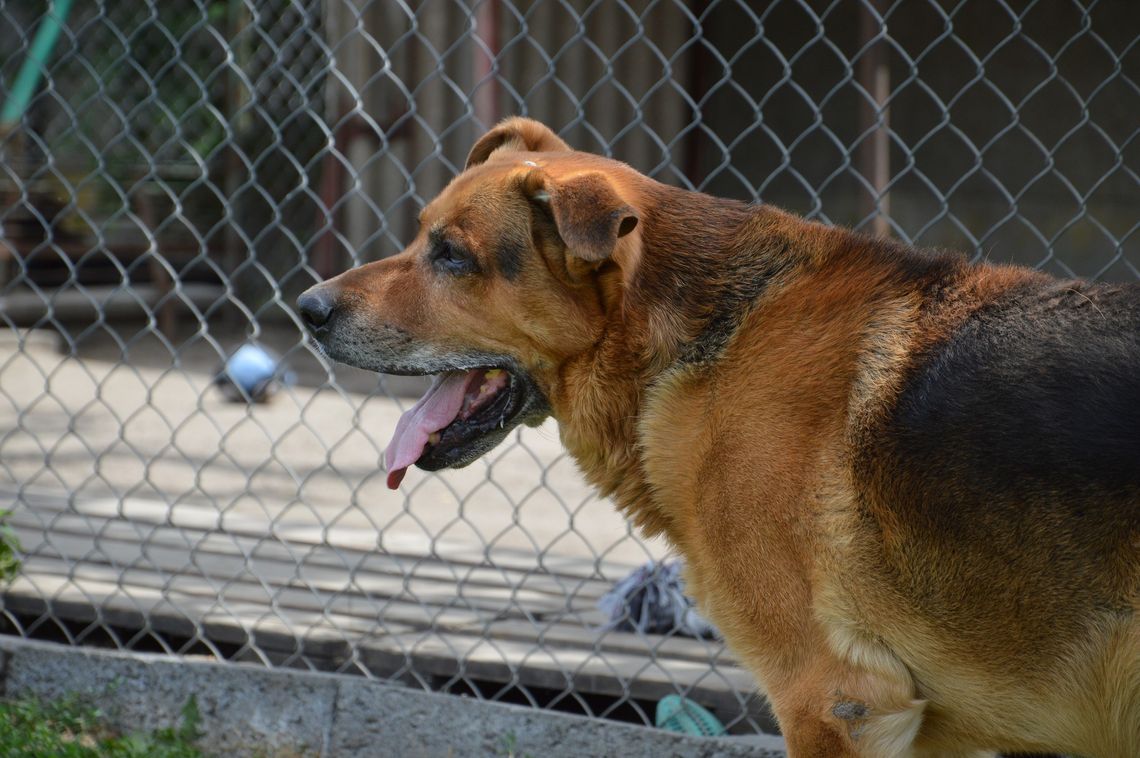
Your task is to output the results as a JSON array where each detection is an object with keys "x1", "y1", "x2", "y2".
[{"x1": 298, "y1": 119, "x2": 642, "y2": 487}]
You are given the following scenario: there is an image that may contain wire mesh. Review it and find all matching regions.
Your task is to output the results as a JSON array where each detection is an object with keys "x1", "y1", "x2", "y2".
[{"x1": 0, "y1": 0, "x2": 1135, "y2": 735}]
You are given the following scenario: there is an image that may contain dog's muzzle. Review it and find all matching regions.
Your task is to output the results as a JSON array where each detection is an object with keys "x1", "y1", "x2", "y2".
[{"x1": 294, "y1": 281, "x2": 551, "y2": 489}]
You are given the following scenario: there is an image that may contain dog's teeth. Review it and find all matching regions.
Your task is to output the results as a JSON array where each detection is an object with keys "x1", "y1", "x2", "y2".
[
  {"x1": 428, "y1": 432, "x2": 440, "y2": 444},
  {"x1": 485, "y1": 369, "x2": 503, "y2": 380}
]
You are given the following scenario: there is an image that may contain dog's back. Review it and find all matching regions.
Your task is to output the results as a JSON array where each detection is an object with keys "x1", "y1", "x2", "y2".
[{"x1": 853, "y1": 273, "x2": 1140, "y2": 753}]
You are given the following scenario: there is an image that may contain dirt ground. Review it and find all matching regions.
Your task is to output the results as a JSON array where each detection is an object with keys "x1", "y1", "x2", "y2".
[{"x1": 0, "y1": 323, "x2": 668, "y2": 577}]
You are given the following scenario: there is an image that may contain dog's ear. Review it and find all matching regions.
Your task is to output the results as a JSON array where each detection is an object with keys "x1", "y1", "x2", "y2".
[
  {"x1": 527, "y1": 172, "x2": 639, "y2": 263},
  {"x1": 466, "y1": 118, "x2": 571, "y2": 169}
]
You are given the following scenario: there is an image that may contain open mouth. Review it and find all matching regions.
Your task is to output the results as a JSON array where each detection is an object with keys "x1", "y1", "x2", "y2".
[{"x1": 384, "y1": 367, "x2": 534, "y2": 488}]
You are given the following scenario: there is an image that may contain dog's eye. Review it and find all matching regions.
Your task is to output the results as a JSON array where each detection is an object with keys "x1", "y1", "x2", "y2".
[{"x1": 431, "y1": 240, "x2": 478, "y2": 275}]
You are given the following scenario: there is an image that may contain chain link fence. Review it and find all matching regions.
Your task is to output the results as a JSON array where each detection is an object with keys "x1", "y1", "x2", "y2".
[{"x1": 0, "y1": 0, "x2": 1135, "y2": 736}]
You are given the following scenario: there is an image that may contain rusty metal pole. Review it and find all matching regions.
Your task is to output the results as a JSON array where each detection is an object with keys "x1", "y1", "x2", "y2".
[
  {"x1": 473, "y1": 0, "x2": 501, "y2": 128},
  {"x1": 857, "y1": 0, "x2": 891, "y2": 237}
]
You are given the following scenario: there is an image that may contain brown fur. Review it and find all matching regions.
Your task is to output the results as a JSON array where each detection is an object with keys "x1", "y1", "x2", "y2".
[{"x1": 301, "y1": 118, "x2": 1140, "y2": 757}]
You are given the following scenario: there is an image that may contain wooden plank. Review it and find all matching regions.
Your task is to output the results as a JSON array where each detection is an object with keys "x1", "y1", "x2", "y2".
[
  {"x1": 360, "y1": 631, "x2": 753, "y2": 701},
  {"x1": 353, "y1": 630, "x2": 771, "y2": 730},
  {"x1": 6, "y1": 507, "x2": 615, "y2": 602},
  {"x1": 1, "y1": 571, "x2": 385, "y2": 661},
  {"x1": 6, "y1": 485, "x2": 637, "y2": 582},
  {"x1": 476, "y1": 617, "x2": 734, "y2": 666},
  {"x1": 7, "y1": 518, "x2": 598, "y2": 622},
  {"x1": 7, "y1": 507, "x2": 743, "y2": 655},
  {"x1": 8, "y1": 513, "x2": 737, "y2": 665},
  {"x1": 10, "y1": 556, "x2": 490, "y2": 635},
  {"x1": 9, "y1": 543, "x2": 730, "y2": 664}
]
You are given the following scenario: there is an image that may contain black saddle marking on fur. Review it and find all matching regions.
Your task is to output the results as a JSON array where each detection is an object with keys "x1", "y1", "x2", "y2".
[
  {"x1": 674, "y1": 237, "x2": 795, "y2": 366},
  {"x1": 891, "y1": 281, "x2": 1140, "y2": 500}
]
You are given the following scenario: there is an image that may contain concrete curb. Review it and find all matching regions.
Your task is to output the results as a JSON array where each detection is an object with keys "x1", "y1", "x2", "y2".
[{"x1": 0, "y1": 636, "x2": 786, "y2": 757}]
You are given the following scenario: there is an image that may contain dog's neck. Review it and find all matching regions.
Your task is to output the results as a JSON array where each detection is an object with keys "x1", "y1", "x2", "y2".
[
  {"x1": 553, "y1": 185, "x2": 799, "y2": 536},
  {"x1": 630, "y1": 186, "x2": 803, "y2": 368},
  {"x1": 551, "y1": 184, "x2": 1014, "y2": 541}
]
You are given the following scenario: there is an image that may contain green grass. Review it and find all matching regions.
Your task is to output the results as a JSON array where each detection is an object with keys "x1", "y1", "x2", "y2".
[
  {"x1": 0, "y1": 507, "x2": 23, "y2": 581},
  {"x1": 0, "y1": 692, "x2": 206, "y2": 757}
]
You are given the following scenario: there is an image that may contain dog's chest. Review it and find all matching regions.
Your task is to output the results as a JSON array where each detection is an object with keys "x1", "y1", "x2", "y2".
[
  {"x1": 636, "y1": 367, "x2": 714, "y2": 536},
  {"x1": 636, "y1": 363, "x2": 830, "y2": 652}
]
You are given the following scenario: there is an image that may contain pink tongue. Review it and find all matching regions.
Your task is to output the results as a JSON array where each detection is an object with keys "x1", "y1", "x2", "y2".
[{"x1": 385, "y1": 372, "x2": 470, "y2": 489}]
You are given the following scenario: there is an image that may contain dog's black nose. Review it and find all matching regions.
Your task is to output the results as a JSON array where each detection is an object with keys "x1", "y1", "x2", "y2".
[{"x1": 297, "y1": 287, "x2": 335, "y2": 330}]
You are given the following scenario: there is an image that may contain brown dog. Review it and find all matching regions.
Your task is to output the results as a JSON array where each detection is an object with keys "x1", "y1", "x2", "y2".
[{"x1": 298, "y1": 118, "x2": 1140, "y2": 757}]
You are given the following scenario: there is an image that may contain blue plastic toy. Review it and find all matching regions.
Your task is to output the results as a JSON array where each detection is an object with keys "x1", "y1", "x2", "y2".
[{"x1": 214, "y1": 343, "x2": 295, "y2": 403}]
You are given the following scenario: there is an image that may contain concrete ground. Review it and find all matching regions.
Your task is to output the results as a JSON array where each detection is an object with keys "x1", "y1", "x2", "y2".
[
  {"x1": 0, "y1": 635, "x2": 787, "y2": 757},
  {"x1": 0, "y1": 322, "x2": 669, "y2": 578}
]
